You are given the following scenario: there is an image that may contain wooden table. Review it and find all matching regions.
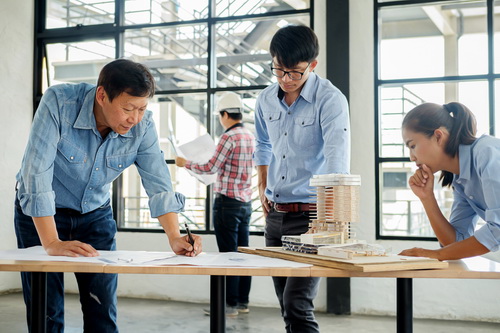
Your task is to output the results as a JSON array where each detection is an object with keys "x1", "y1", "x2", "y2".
[
  {"x1": 0, "y1": 259, "x2": 310, "y2": 333},
  {"x1": 1, "y1": 256, "x2": 499, "y2": 333},
  {"x1": 309, "y1": 257, "x2": 500, "y2": 333}
]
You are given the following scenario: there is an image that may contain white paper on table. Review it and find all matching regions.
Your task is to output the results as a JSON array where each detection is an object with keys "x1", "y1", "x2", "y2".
[
  {"x1": 176, "y1": 133, "x2": 217, "y2": 185},
  {"x1": 0, "y1": 247, "x2": 311, "y2": 268},
  {"x1": 144, "y1": 252, "x2": 311, "y2": 268},
  {"x1": 0, "y1": 246, "x2": 175, "y2": 265}
]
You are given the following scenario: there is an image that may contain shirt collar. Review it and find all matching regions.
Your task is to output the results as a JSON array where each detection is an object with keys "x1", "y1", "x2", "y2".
[
  {"x1": 456, "y1": 143, "x2": 472, "y2": 181},
  {"x1": 73, "y1": 87, "x2": 134, "y2": 139},
  {"x1": 277, "y1": 72, "x2": 317, "y2": 104},
  {"x1": 74, "y1": 87, "x2": 97, "y2": 131},
  {"x1": 225, "y1": 122, "x2": 243, "y2": 133}
]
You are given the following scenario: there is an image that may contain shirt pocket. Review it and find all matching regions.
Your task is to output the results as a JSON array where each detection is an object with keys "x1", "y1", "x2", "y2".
[
  {"x1": 263, "y1": 111, "x2": 281, "y2": 142},
  {"x1": 292, "y1": 116, "x2": 316, "y2": 148},
  {"x1": 105, "y1": 153, "x2": 136, "y2": 182},
  {"x1": 57, "y1": 138, "x2": 87, "y2": 164}
]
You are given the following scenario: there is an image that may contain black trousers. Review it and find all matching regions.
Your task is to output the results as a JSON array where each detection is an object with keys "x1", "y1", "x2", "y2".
[{"x1": 265, "y1": 209, "x2": 320, "y2": 333}]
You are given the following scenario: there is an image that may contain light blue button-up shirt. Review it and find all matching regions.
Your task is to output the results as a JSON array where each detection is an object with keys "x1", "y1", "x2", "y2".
[
  {"x1": 450, "y1": 135, "x2": 500, "y2": 251},
  {"x1": 253, "y1": 72, "x2": 351, "y2": 203},
  {"x1": 16, "y1": 83, "x2": 184, "y2": 218}
]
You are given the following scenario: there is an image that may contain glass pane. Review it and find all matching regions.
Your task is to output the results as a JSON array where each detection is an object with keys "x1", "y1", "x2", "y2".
[
  {"x1": 119, "y1": 93, "x2": 209, "y2": 230},
  {"x1": 125, "y1": 25, "x2": 208, "y2": 91},
  {"x1": 214, "y1": 90, "x2": 264, "y2": 231},
  {"x1": 215, "y1": 15, "x2": 309, "y2": 88},
  {"x1": 458, "y1": 81, "x2": 490, "y2": 136},
  {"x1": 380, "y1": 83, "x2": 444, "y2": 157},
  {"x1": 216, "y1": 0, "x2": 309, "y2": 17},
  {"x1": 379, "y1": 0, "x2": 486, "y2": 80},
  {"x1": 380, "y1": 80, "x2": 489, "y2": 157},
  {"x1": 494, "y1": 0, "x2": 500, "y2": 73},
  {"x1": 495, "y1": 80, "x2": 500, "y2": 134},
  {"x1": 125, "y1": 0, "x2": 208, "y2": 25},
  {"x1": 46, "y1": 0, "x2": 114, "y2": 29},
  {"x1": 380, "y1": 162, "x2": 453, "y2": 237},
  {"x1": 45, "y1": 40, "x2": 115, "y2": 91}
]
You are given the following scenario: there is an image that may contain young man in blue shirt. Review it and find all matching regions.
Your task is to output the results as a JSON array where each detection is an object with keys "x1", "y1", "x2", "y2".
[
  {"x1": 15, "y1": 59, "x2": 202, "y2": 332},
  {"x1": 254, "y1": 25, "x2": 351, "y2": 332}
]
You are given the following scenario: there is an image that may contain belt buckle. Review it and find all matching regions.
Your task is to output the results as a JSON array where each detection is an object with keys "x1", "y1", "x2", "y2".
[{"x1": 273, "y1": 202, "x2": 287, "y2": 213}]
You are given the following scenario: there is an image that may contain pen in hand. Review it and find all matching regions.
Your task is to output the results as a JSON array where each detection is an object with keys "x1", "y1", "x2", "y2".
[{"x1": 184, "y1": 222, "x2": 196, "y2": 256}]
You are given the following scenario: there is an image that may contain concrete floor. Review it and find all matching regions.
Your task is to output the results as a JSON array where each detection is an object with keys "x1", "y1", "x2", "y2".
[{"x1": 1, "y1": 292, "x2": 499, "y2": 333}]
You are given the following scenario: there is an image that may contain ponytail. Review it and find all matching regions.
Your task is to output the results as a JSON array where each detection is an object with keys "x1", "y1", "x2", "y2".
[{"x1": 402, "y1": 102, "x2": 477, "y2": 187}]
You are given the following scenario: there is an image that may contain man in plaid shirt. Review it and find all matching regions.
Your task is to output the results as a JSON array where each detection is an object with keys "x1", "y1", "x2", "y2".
[{"x1": 175, "y1": 92, "x2": 255, "y2": 316}]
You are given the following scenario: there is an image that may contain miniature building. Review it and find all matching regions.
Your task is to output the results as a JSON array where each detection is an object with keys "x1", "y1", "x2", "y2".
[
  {"x1": 307, "y1": 173, "x2": 361, "y2": 244},
  {"x1": 281, "y1": 173, "x2": 386, "y2": 259}
]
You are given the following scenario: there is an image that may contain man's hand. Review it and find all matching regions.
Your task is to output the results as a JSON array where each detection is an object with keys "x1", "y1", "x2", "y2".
[
  {"x1": 256, "y1": 165, "x2": 270, "y2": 217},
  {"x1": 169, "y1": 234, "x2": 202, "y2": 257},
  {"x1": 175, "y1": 157, "x2": 187, "y2": 167},
  {"x1": 258, "y1": 184, "x2": 271, "y2": 217},
  {"x1": 44, "y1": 239, "x2": 99, "y2": 257},
  {"x1": 32, "y1": 216, "x2": 99, "y2": 257}
]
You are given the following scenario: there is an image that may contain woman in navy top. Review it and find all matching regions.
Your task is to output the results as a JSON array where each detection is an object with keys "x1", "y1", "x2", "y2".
[{"x1": 400, "y1": 102, "x2": 500, "y2": 260}]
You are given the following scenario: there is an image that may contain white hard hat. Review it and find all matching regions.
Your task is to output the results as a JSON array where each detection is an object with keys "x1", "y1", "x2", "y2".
[{"x1": 215, "y1": 92, "x2": 243, "y2": 114}]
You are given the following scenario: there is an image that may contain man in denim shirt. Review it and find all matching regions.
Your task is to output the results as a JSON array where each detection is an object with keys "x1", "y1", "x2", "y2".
[
  {"x1": 254, "y1": 25, "x2": 350, "y2": 332},
  {"x1": 15, "y1": 59, "x2": 202, "y2": 332}
]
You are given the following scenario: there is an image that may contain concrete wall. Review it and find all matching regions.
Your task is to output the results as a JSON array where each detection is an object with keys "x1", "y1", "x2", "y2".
[
  {"x1": 0, "y1": 0, "x2": 34, "y2": 292},
  {"x1": 1, "y1": 0, "x2": 499, "y2": 323}
]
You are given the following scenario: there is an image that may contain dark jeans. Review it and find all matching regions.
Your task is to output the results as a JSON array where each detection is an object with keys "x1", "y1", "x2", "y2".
[
  {"x1": 213, "y1": 194, "x2": 252, "y2": 307},
  {"x1": 14, "y1": 199, "x2": 118, "y2": 333},
  {"x1": 265, "y1": 208, "x2": 320, "y2": 333}
]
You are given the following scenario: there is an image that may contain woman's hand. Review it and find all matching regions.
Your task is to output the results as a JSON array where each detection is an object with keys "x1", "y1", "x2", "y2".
[
  {"x1": 408, "y1": 164, "x2": 435, "y2": 201},
  {"x1": 399, "y1": 247, "x2": 442, "y2": 260}
]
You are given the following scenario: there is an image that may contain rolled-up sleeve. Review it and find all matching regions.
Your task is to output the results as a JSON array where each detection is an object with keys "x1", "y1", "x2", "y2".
[
  {"x1": 253, "y1": 96, "x2": 273, "y2": 166},
  {"x1": 134, "y1": 116, "x2": 185, "y2": 217},
  {"x1": 17, "y1": 88, "x2": 61, "y2": 217},
  {"x1": 473, "y1": 145, "x2": 500, "y2": 251},
  {"x1": 449, "y1": 190, "x2": 479, "y2": 242},
  {"x1": 319, "y1": 91, "x2": 350, "y2": 174}
]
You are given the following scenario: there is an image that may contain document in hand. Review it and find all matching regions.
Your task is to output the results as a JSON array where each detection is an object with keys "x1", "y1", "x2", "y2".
[{"x1": 177, "y1": 133, "x2": 217, "y2": 185}]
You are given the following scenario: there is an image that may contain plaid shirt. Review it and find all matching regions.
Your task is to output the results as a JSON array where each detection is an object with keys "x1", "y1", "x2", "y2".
[{"x1": 185, "y1": 123, "x2": 255, "y2": 202}]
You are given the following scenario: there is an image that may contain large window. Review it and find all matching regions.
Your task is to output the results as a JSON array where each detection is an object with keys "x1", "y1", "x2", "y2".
[
  {"x1": 375, "y1": 0, "x2": 499, "y2": 239},
  {"x1": 35, "y1": 0, "x2": 313, "y2": 233}
]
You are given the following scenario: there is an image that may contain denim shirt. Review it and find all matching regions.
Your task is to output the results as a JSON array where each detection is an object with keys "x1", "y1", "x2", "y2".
[
  {"x1": 16, "y1": 83, "x2": 184, "y2": 217},
  {"x1": 450, "y1": 135, "x2": 500, "y2": 251},
  {"x1": 253, "y1": 72, "x2": 351, "y2": 203}
]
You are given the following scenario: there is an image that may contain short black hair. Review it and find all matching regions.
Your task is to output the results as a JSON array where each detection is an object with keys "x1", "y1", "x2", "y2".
[
  {"x1": 219, "y1": 111, "x2": 243, "y2": 121},
  {"x1": 97, "y1": 59, "x2": 155, "y2": 102},
  {"x1": 270, "y1": 25, "x2": 319, "y2": 68}
]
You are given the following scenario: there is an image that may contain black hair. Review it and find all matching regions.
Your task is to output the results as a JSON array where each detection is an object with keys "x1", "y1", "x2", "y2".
[
  {"x1": 270, "y1": 25, "x2": 319, "y2": 68},
  {"x1": 219, "y1": 111, "x2": 243, "y2": 121},
  {"x1": 97, "y1": 59, "x2": 155, "y2": 102},
  {"x1": 402, "y1": 102, "x2": 477, "y2": 187}
]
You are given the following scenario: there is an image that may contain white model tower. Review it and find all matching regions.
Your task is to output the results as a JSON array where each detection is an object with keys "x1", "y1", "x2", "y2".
[{"x1": 306, "y1": 173, "x2": 361, "y2": 244}]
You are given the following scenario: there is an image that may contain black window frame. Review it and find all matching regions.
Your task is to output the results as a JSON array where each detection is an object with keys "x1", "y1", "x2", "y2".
[
  {"x1": 33, "y1": 0, "x2": 314, "y2": 235},
  {"x1": 374, "y1": 0, "x2": 498, "y2": 241}
]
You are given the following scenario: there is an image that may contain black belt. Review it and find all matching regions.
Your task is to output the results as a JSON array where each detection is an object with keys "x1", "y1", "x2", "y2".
[{"x1": 271, "y1": 202, "x2": 312, "y2": 213}]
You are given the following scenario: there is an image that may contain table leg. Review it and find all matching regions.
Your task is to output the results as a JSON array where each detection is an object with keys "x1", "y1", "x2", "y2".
[
  {"x1": 31, "y1": 272, "x2": 47, "y2": 333},
  {"x1": 210, "y1": 275, "x2": 226, "y2": 333},
  {"x1": 396, "y1": 278, "x2": 413, "y2": 333}
]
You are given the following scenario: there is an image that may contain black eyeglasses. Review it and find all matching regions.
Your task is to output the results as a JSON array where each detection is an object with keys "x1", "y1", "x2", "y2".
[{"x1": 270, "y1": 62, "x2": 311, "y2": 80}]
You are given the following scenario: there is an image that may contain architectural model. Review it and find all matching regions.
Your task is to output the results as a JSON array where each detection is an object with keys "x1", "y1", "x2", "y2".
[{"x1": 281, "y1": 173, "x2": 387, "y2": 259}]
